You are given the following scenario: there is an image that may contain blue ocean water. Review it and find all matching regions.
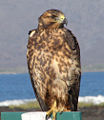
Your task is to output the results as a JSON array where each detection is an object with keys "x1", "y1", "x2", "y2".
[{"x1": 0, "y1": 72, "x2": 104, "y2": 102}]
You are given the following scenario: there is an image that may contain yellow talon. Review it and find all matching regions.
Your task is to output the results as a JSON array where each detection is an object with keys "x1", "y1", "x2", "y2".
[
  {"x1": 46, "y1": 101, "x2": 57, "y2": 120},
  {"x1": 46, "y1": 101, "x2": 71, "y2": 120},
  {"x1": 52, "y1": 111, "x2": 57, "y2": 120}
]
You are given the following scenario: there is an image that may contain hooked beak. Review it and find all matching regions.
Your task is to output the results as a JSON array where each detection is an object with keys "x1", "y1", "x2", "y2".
[
  {"x1": 56, "y1": 14, "x2": 68, "y2": 26},
  {"x1": 63, "y1": 18, "x2": 68, "y2": 26}
]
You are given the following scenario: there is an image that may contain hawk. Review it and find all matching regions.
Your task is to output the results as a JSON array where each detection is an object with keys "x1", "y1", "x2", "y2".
[{"x1": 27, "y1": 9, "x2": 81, "y2": 120}]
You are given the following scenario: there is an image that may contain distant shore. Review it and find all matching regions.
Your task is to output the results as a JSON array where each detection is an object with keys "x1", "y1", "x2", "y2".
[
  {"x1": 0, "y1": 69, "x2": 104, "y2": 74},
  {"x1": 0, "y1": 72, "x2": 25, "y2": 74},
  {"x1": 0, "y1": 70, "x2": 104, "y2": 74}
]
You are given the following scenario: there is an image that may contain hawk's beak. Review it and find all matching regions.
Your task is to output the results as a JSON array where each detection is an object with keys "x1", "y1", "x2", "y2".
[
  {"x1": 63, "y1": 18, "x2": 68, "y2": 26},
  {"x1": 58, "y1": 14, "x2": 68, "y2": 26}
]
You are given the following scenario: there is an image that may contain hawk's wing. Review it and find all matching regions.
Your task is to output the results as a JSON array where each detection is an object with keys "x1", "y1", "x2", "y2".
[
  {"x1": 64, "y1": 29, "x2": 81, "y2": 110},
  {"x1": 27, "y1": 30, "x2": 49, "y2": 111}
]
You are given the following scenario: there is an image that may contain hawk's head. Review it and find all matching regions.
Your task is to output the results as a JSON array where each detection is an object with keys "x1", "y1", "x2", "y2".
[{"x1": 38, "y1": 9, "x2": 68, "y2": 29}]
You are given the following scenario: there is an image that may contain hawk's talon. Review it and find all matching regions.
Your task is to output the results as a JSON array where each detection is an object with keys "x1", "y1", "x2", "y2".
[
  {"x1": 59, "y1": 111, "x2": 63, "y2": 115},
  {"x1": 45, "y1": 114, "x2": 51, "y2": 120}
]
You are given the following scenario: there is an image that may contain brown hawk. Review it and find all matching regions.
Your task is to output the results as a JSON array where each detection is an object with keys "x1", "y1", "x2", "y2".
[{"x1": 27, "y1": 9, "x2": 81, "y2": 120}]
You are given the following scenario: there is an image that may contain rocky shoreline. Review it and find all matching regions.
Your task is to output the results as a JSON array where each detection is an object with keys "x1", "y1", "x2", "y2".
[{"x1": 0, "y1": 106, "x2": 104, "y2": 120}]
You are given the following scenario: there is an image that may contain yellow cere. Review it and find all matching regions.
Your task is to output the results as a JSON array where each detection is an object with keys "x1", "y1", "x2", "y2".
[
  {"x1": 60, "y1": 14, "x2": 65, "y2": 20},
  {"x1": 58, "y1": 14, "x2": 65, "y2": 23}
]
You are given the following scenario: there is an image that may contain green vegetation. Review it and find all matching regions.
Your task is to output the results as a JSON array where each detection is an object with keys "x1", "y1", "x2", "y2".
[
  {"x1": 9, "y1": 101, "x2": 40, "y2": 110},
  {"x1": 78, "y1": 102, "x2": 95, "y2": 108},
  {"x1": 8, "y1": 101, "x2": 104, "y2": 110},
  {"x1": 78, "y1": 102, "x2": 104, "y2": 108}
]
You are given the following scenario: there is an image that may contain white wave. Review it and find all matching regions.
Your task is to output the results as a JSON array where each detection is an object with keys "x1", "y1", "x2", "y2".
[
  {"x1": 0, "y1": 95, "x2": 104, "y2": 106},
  {"x1": 79, "y1": 95, "x2": 104, "y2": 104},
  {"x1": 0, "y1": 99, "x2": 35, "y2": 106}
]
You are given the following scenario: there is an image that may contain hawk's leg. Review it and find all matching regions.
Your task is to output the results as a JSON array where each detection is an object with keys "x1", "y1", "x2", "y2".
[
  {"x1": 46, "y1": 101, "x2": 57, "y2": 120},
  {"x1": 46, "y1": 101, "x2": 71, "y2": 120}
]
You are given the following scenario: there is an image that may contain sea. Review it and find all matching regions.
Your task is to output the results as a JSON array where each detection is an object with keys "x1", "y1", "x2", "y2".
[{"x1": 0, "y1": 72, "x2": 104, "y2": 106}]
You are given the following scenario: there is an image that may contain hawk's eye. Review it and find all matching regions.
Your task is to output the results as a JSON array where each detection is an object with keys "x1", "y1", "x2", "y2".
[{"x1": 51, "y1": 15, "x2": 57, "y2": 19}]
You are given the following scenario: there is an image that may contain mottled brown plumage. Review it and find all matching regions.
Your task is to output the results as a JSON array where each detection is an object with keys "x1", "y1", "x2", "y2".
[{"x1": 27, "y1": 9, "x2": 81, "y2": 120}]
